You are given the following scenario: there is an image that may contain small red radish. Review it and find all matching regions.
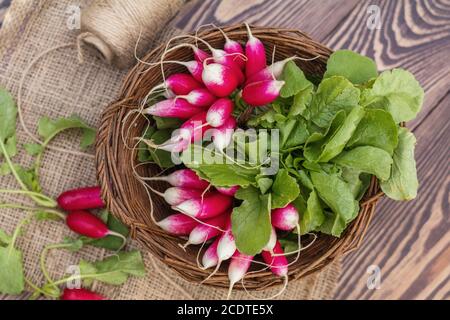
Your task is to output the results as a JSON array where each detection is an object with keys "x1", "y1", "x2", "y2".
[
  {"x1": 154, "y1": 73, "x2": 203, "y2": 96},
  {"x1": 173, "y1": 192, "x2": 233, "y2": 219},
  {"x1": 183, "y1": 213, "x2": 229, "y2": 247},
  {"x1": 66, "y1": 211, "x2": 127, "y2": 245},
  {"x1": 245, "y1": 56, "x2": 296, "y2": 84},
  {"x1": 145, "y1": 169, "x2": 209, "y2": 190},
  {"x1": 227, "y1": 251, "x2": 253, "y2": 297},
  {"x1": 262, "y1": 226, "x2": 277, "y2": 252},
  {"x1": 212, "y1": 116, "x2": 237, "y2": 150},
  {"x1": 271, "y1": 203, "x2": 299, "y2": 231},
  {"x1": 161, "y1": 187, "x2": 204, "y2": 206},
  {"x1": 165, "y1": 60, "x2": 204, "y2": 83},
  {"x1": 221, "y1": 31, "x2": 246, "y2": 70},
  {"x1": 57, "y1": 186, "x2": 104, "y2": 211},
  {"x1": 157, "y1": 213, "x2": 198, "y2": 236},
  {"x1": 179, "y1": 111, "x2": 212, "y2": 143},
  {"x1": 193, "y1": 46, "x2": 211, "y2": 63},
  {"x1": 202, "y1": 219, "x2": 236, "y2": 283},
  {"x1": 202, "y1": 62, "x2": 239, "y2": 97},
  {"x1": 60, "y1": 288, "x2": 106, "y2": 300},
  {"x1": 206, "y1": 98, "x2": 234, "y2": 127},
  {"x1": 216, "y1": 185, "x2": 239, "y2": 197},
  {"x1": 261, "y1": 240, "x2": 288, "y2": 277},
  {"x1": 202, "y1": 237, "x2": 220, "y2": 269},
  {"x1": 150, "y1": 112, "x2": 212, "y2": 153},
  {"x1": 177, "y1": 88, "x2": 216, "y2": 108},
  {"x1": 242, "y1": 79, "x2": 285, "y2": 106},
  {"x1": 143, "y1": 98, "x2": 203, "y2": 119},
  {"x1": 217, "y1": 221, "x2": 237, "y2": 263},
  {"x1": 244, "y1": 23, "x2": 267, "y2": 77}
]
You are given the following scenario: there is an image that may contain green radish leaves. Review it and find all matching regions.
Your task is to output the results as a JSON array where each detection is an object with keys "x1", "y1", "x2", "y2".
[
  {"x1": 380, "y1": 128, "x2": 419, "y2": 200},
  {"x1": 79, "y1": 250, "x2": 146, "y2": 286},
  {"x1": 361, "y1": 69, "x2": 424, "y2": 123},
  {"x1": 280, "y1": 61, "x2": 314, "y2": 98},
  {"x1": 271, "y1": 169, "x2": 300, "y2": 209},
  {"x1": 324, "y1": 50, "x2": 378, "y2": 85},
  {"x1": 232, "y1": 187, "x2": 272, "y2": 255}
]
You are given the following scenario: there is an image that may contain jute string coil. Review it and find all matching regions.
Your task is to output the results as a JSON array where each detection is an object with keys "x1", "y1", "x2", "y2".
[{"x1": 77, "y1": 0, "x2": 185, "y2": 69}]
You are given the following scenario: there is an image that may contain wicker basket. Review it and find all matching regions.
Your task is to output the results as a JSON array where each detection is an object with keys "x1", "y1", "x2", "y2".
[{"x1": 95, "y1": 24, "x2": 383, "y2": 290}]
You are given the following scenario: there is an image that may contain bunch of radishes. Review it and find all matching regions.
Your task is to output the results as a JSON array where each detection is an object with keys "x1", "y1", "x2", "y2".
[
  {"x1": 142, "y1": 24, "x2": 291, "y2": 153},
  {"x1": 151, "y1": 167, "x2": 299, "y2": 296}
]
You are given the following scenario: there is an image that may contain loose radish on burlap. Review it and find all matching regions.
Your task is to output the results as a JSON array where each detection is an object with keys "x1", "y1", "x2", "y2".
[
  {"x1": 157, "y1": 213, "x2": 199, "y2": 236},
  {"x1": 244, "y1": 23, "x2": 267, "y2": 77},
  {"x1": 173, "y1": 192, "x2": 233, "y2": 219},
  {"x1": 60, "y1": 288, "x2": 106, "y2": 300},
  {"x1": 65, "y1": 210, "x2": 127, "y2": 249},
  {"x1": 242, "y1": 79, "x2": 285, "y2": 106},
  {"x1": 57, "y1": 186, "x2": 104, "y2": 211},
  {"x1": 145, "y1": 169, "x2": 209, "y2": 190}
]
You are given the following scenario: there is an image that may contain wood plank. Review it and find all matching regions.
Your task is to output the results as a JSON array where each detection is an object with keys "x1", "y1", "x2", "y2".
[
  {"x1": 335, "y1": 93, "x2": 450, "y2": 300},
  {"x1": 174, "y1": 0, "x2": 359, "y2": 41}
]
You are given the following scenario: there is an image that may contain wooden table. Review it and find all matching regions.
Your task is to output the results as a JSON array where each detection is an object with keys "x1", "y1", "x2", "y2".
[
  {"x1": 0, "y1": 0, "x2": 448, "y2": 300},
  {"x1": 172, "y1": 0, "x2": 450, "y2": 300}
]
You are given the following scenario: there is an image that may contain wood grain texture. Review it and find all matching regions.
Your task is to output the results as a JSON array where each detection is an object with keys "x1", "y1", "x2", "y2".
[{"x1": 174, "y1": 0, "x2": 450, "y2": 300}]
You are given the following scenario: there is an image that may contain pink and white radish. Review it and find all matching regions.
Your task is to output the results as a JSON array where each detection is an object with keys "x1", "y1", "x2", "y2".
[
  {"x1": 157, "y1": 213, "x2": 199, "y2": 236},
  {"x1": 158, "y1": 187, "x2": 204, "y2": 206},
  {"x1": 245, "y1": 57, "x2": 296, "y2": 84},
  {"x1": 202, "y1": 62, "x2": 239, "y2": 97},
  {"x1": 66, "y1": 210, "x2": 127, "y2": 247},
  {"x1": 153, "y1": 73, "x2": 203, "y2": 96},
  {"x1": 261, "y1": 240, "x2": 288, "y2": 277},
  {"x1": 242, "y1": 79, "x2": 285, "y2": 106},
  {"x1": 145, "y1": 169, "x2": 209, "y2": 190},
  {"x1": 176, "y1": 88, "x2": 216, "y2": 108},
  {"x1": 206, "y1": 98, "x2": 234, "y2": 127},
  {"x1": 262, "y1": 227, "x2": 277, "y2": 252},
  {"x1": 221, "y1": 31, "x2": 246, "y2": 70},
  {"x1": 211, "y1": 116, "x2": 237, "y2": 150},
  {"x1": 215, "y1": 185, "x2": 239, "y2": 197},
  {"x1": 202, "y1": 237, "x2": 220, "y2": 269},
  {"x1": 202, "y1": 219, "x2": 236, "y2": 283},
  {"x1": 244, "y1": 23, "x2": 267, "y2": 77},
  {"x1": 271, "y1": 203, "x2": 299, "y2": 231},
  {"x1": 148, "y1": 112, "x2": 212, "y2": 152},
  {"x1": 173, "y1": 192, "x2": 233, "y2": 219},
  {"x1": 163, "y1": 60, "x2": 204, "y2": 83},
  {"x1": 57, "y1": 186, "x2": 105, "y2": 211},
  {"x1": 182, "y1": 213, "x2": 229, "y2": 248},
  {"x1": 143, "y1": 98, "x2": 203, "y2": 119},
  {"x1": 227, "y1": 251, "x2": 253, "y2": 298}
]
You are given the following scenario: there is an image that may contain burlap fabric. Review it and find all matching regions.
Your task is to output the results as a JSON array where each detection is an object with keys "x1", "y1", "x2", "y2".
[{"x1": 0, "y1": 0, "x2": 340, "y2": 300}]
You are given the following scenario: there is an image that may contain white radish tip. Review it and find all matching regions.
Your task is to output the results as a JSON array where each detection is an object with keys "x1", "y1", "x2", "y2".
[{"x1": 173, "y1": 200, "x2": 199, "y2": 216}]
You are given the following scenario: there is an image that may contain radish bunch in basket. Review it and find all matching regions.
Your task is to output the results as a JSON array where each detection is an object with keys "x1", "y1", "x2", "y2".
[{"x1": 139, "y1": 24, "x2": 306, "y2": 298}]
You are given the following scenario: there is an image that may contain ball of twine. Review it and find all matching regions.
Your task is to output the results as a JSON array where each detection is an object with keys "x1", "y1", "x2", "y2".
[{"x1": 77, "y1": 0, "x2": 185, "y2": 69}]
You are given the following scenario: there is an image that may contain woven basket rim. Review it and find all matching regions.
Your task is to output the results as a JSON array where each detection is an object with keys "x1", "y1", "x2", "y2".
[{"x1": 95, "y1": 24, "x2": 384, "y2": 290}]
